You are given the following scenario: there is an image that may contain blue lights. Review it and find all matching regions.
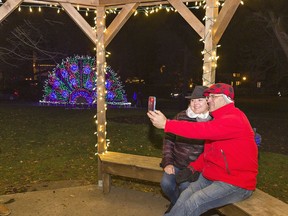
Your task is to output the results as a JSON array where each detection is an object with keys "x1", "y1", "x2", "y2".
[{"x1": 41, "y1": 55, "x2": 129, "y2": 106}]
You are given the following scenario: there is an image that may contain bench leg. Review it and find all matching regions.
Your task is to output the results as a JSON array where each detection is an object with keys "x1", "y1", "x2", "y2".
[{"x1": 102, "y1": 173, "x2": 111, "y2": 194}]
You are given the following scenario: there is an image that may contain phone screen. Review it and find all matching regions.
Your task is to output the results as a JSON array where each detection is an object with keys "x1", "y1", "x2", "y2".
[{"x1": 148, "y1": 96, "x2": 156, "y2": 111}]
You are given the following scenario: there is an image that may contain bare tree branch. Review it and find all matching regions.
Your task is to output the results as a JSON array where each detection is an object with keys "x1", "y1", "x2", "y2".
[{"x1": 0, "y1": 19, "x2": 67, "y2": 66}]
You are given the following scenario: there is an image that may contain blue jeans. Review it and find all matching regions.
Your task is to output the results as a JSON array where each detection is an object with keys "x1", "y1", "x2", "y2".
[
  {"x1": 161, "y1": 166, "x2": 190, "y2": 204},
  {"x1": 165, "y1": 174, "x2": 253, "y2": 216}
]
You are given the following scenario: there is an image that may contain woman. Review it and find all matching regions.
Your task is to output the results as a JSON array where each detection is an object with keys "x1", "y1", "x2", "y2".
[{"x1": 160, "y1": 86, "x2": 211, "y2": 212}]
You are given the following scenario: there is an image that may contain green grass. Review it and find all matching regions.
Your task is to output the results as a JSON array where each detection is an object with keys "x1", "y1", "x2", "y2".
[
  {"x1": 0, "y1": 102, "x2": 287, "y2": 203},
  {"x1": 257, "y1": 152, "x2": 288, "y2": 203}
]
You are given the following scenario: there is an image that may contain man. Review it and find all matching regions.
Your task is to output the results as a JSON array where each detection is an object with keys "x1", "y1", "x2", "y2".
[
  {"x1": 161, "y1": 86, "x2": 211, "y2": 212},
  {"x1": 148, "y1": 83, "x2": 258, "y2": 216},
  {"x1": 0, "y1": 204, "x2": 11, "y2": 216}
]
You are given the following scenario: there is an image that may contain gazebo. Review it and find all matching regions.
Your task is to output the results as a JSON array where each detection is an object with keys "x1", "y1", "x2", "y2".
[{"x1": 0, "y1": 0, "x2": 242, "y2": 186}]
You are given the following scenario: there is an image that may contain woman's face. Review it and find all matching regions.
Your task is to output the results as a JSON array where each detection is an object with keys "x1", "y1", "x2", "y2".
[{"x1": 189, "y1": 98, "x2": 209, "y2": 114}]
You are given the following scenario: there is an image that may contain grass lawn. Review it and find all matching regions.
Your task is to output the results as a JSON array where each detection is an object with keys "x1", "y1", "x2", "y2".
[{"x1": 0, "y1": 99, "x2": 287, "y2": 204}]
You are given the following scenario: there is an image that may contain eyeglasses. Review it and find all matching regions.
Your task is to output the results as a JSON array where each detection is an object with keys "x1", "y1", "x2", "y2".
[{"x1": 206, "y1": 94, "x2": 223, "y2": 99}]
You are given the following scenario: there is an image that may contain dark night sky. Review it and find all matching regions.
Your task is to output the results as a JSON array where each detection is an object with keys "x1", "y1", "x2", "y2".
[
  {"x1": 0, "y1": 7, "x2": 206, "y2": 84},
  {"x1": 1, "y1": 1, "x2": 287, "y2": 89}
]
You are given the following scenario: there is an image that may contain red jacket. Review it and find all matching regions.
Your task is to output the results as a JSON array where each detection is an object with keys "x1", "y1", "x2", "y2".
[{"x1": 164, "y1": 103, "x2": 258, "y2": 190}]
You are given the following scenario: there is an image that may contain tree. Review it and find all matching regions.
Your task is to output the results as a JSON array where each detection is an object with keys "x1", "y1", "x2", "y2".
[
  {"x1": 237, "y1": 0, "x2": 288, "y2": 86},
  {"x1": 0, "y1": 20, "x2": 64, "y2": 66},
  {"x1": 0, "y1": 9, "x2": 93, "y2": 75}
]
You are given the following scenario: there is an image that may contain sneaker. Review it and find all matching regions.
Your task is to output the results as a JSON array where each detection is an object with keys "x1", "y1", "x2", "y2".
[{"x1": 0, "y1": 204, "x2": 11, "y2": 216}]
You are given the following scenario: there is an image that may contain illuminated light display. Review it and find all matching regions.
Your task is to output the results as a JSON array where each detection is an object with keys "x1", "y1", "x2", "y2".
[{"x1": 39, "y1": 55, "x2": 130, "y2": 106}]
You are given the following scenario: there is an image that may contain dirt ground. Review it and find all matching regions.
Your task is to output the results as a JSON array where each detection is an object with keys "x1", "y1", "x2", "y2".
[
  {"x1": 0, "y1": 180, "x2": 219, "y2": 216},
  {"x1": 0, "y1": 184, "x2": 169, "y2": 216}
]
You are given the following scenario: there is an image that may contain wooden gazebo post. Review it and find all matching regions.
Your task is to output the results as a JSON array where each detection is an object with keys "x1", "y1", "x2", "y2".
[
  {"x1": 203, "y1": 0, "x2": 242, "y2": 86},
  {"x1": 96, "y1": 6, "x2": 107, "y2": 187},
  {"x1": 202, "y1": 0, "x2": 218, "y2": 86}
]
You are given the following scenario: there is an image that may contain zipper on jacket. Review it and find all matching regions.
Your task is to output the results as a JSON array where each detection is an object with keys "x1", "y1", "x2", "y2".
[{"x1": 221, "y1": 149, "x2": 231, "y2": 175}]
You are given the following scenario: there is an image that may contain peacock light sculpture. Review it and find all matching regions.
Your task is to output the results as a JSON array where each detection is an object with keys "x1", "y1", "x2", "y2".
[{"x1": 40, "y1": 55, "x2": 130, "y2": 106}]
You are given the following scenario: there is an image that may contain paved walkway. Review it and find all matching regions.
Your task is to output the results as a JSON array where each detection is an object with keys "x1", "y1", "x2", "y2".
[{"x1": 0, "y1": 185, "x2": 169, "y2": 216}]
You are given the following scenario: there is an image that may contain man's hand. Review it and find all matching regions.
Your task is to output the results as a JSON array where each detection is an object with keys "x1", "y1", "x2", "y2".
[
  {"x1": 164, "y1": 165, "x2": 175, "y2": 175},
  {"x1": 147, "y1": 110, "x2": 167, "y2": 129},
  {"x1": 175, "y1": 167, "x2": 200, "y2": 184}
]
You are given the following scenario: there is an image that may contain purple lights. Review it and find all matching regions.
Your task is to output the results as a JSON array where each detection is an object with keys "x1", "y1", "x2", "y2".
[{"x1": 40, "y1": 55, "x2": 129, "y2": 106}]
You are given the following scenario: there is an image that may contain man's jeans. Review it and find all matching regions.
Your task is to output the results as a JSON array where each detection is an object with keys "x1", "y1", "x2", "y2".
[
  {"x1": 165, "y1": 174, "x2": 253, "y2": 216},
  {"x1": 161, "y1": 166, "x2": 190, "y2": 204}
]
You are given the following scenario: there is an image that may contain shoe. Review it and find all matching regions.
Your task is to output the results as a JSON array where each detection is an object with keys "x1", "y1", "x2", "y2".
[
  {"x1": 165, "y1": 203, "x2": 174, "y2": 214},
  {"x1": 0, "y1": 204, "x2": 11, "y2": 216}
]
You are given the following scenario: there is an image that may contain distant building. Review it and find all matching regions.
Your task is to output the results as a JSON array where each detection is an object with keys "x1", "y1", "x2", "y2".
[
  {"x1": 33, "y1": 62, "x2": 56, "y2": 82},
  {"x1": 217, "y1": 71, "x2": 266, "y2": 95},
  {"x1": 125, "y1": 77, "x2": 145, "y2": 84}
]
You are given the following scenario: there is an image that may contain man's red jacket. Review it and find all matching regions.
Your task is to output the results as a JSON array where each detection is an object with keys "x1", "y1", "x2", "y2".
[{"x1": 164, "y1": 103, "x2": 258, "y2": 190}]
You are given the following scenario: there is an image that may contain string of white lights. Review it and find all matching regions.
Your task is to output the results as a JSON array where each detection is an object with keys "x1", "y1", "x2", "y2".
[
  {"x1": 94, "y1": 8, "x2": 109, "y2": 156},
  {"x1": 0, "y1": 1, "x2": 204, "y2": 16}
]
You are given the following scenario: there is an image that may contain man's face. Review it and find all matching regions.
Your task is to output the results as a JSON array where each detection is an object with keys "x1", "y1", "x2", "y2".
[{"x1": 206, "y1": 94, "x2": 227, "y2": 112}]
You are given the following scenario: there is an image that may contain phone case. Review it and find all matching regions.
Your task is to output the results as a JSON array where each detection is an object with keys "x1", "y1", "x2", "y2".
[{"x1": 148, "y1": 96, "x2": 156, "y2": 111}]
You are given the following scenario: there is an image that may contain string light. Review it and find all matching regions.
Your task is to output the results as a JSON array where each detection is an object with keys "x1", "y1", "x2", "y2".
[
  {"x1": 200, "y1": 0, "x2": 231, "y2": 86},
  {"x1": 2, "y1": 2, "x2": 209, "y2": 17},
  {"x1": 95, "y1": 8, "x2": 107, "y2": 156},
  {"x1": 1, "y1": 0, "x2": 237, "y2": 17}
]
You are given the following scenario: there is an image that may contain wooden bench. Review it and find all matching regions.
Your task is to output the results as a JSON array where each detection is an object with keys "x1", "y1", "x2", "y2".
[
  {"x1": 218, "y1": 188, "x2": 288, "y2": 216},
  {"x1": 98, "y1": 151, "x2": 163, "y2": 193},
  {"x1": 99, "y1": 151, "x2": 288, "y2": 216}
]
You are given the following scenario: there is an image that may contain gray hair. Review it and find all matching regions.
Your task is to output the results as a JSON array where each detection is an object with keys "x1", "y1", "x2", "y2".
[{"x1": 222, "y1": 94, "x2": 234, "y2": 104}]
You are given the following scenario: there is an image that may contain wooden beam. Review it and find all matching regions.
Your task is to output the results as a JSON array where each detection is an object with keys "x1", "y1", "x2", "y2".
[
  {"x1": 36, "y1": 0, "x2": 99, "y2": 7},
  {"x1": 96, "y1": 6, "x2": 107, "y2": 154},
  {"x1": 168, "y1": 0, "x2": 204, "y2": 39},
  {"x1": 104, "y1": 3, "x2": 139, "y2": 47},
  {"x1": 202, "y1": 0, "x2": 218, "y2": 86},
  {"x1": 60, "y1": 2, "x2": 139, "y2": 47},
  {"x1": 32, "y1": 0, "x2": 199, "y2": 8},
  {"x1": 212, "y1": 0, "x2": 241, "y2": 45},
  {"x1": 60, "y1": 2, "x2": 97, "y2": 45},
  {"x1": 96, "y1": 6, "x2": 107, "y2": 187},
  {"x1": 96, "y1": 0, "x2": 199, "y2": 6},
  {"x1": 0, "y1": 0, "x2": 23, "y2": 23}
]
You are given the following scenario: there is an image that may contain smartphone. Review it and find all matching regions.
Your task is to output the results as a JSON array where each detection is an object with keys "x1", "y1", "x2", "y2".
[{"x1": 148, "y1": 96, "x2": 156, "y2": 111}]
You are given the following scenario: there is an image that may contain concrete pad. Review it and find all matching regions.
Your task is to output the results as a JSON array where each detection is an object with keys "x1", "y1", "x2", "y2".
[{"x1": 0, "y1": 185, "x2": 169, "y2": 216}]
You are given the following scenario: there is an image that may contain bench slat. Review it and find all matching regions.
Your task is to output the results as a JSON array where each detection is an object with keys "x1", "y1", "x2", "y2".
[
  {"x1": 218, "y1": 189, "x2": 288, "y2": 216},
  {"x1": 99, "y1": 151, "x2": 163, "y2": 193},
  {"x1": 99, "y1": 151, "x2": 162, "y2": 171}
]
